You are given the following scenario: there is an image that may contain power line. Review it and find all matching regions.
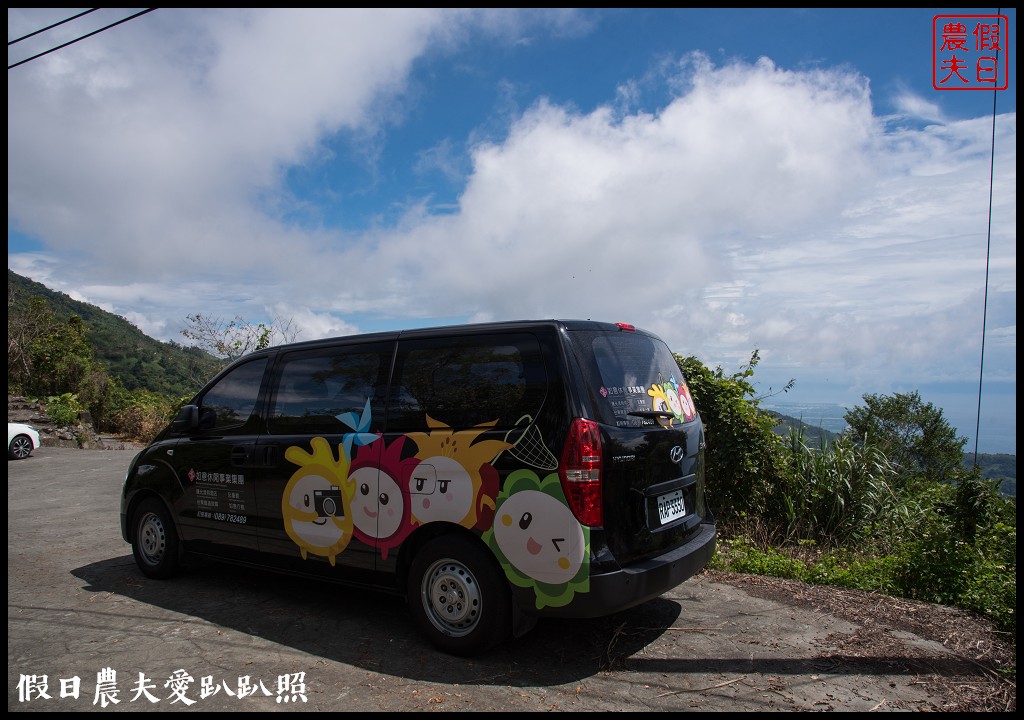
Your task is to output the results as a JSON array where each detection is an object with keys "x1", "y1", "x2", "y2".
[
  {"x1": 8, "y1": 8, "x2": 100, "y2": 46},
  {"x1": 8, "y1": 8, "x2": 158, "y2": 70},
  {"x1": 972, "y1": 8, "x2": 1003, "y2": 467}
]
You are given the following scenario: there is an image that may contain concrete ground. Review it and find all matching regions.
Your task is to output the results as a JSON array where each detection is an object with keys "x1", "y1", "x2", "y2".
[{"x1": 8, "y1": 446, "x2": 981, "y2": 712}]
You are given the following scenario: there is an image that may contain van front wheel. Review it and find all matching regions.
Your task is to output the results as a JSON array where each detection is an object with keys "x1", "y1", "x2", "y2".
[
  {"x1": 131, "y1": 498, "x2": 180, "y2": 579},
  {"x1": 408, "y1": 535, "x2": 511, "y2": 656}
]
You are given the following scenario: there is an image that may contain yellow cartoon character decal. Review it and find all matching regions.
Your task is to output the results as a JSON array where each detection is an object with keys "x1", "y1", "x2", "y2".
[
  {"x1": 648, "y1": 376, "x2": 696, "y2": 425},
  {"x1": 646, "y1": 383, "x2": 678, "y2": 426},
  {"x1": 406, "y1": 416, "x2": 512, "y2": 530},
  {"x1": 282, "y1": 437, "x2": 356, "y2": 565}
]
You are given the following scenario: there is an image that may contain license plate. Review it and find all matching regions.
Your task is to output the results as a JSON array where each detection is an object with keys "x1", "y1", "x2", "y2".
[{"x1": 656, "y1": 489, "x2": 686, "y2": 524}]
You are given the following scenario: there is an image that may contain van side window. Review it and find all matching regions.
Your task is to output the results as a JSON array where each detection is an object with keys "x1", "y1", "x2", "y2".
[
  {"x1": 387, "y1": 333, "x2": 547, "y2": 432},
  {"x1": 198, "y1": 358, "x2": 268, "y2": 430},
  {"x1": 268, "y1": 345, "x2": 391, "y2": 435}
]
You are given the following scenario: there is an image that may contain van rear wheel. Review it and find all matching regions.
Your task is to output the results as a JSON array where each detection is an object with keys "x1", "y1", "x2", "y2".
[{"x1": 407, "y1": 535, "x2": 511, "y2": 656}]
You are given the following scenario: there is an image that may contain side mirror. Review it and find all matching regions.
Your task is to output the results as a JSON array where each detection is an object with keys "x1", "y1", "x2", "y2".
[{"x1": 169, "y1": 404, "x2": 199, "y2": 433}]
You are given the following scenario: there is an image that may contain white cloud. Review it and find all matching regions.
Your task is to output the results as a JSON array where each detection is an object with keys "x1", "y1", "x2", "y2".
[
  {"x1": 7, "y1": 11, "x2": 1016, "y2": 449},
  {"x1": 8, "y1": 9, "x2": 462, "y2": 275},
  {"x1": 890, "y1": 89, "x2": 945, "y2": 124}
]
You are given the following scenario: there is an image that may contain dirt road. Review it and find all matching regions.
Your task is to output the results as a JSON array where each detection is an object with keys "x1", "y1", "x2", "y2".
[{"x1": 7, "y1": 446, "x2": 1012, "y2": 712}]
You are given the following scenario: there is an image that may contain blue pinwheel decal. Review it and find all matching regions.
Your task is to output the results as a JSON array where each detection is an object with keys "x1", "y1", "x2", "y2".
[{"x1": 337, "y1": 398, "x2": 380, "y2": 460}]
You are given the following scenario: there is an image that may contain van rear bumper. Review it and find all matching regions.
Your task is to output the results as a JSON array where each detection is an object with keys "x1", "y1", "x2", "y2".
[{"x1": 527, "y1": 521, "x2": 716, "y2": 619}]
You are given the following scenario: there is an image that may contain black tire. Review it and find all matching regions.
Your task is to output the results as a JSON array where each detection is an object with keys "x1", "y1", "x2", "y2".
[
  {"x1": 9, "y1": 434, "x2": 34, "y2": 460},
  {"x1": 407, "y1": 534, "x2": 512, "y2": 657},
  {"x1": 131, "y1": 498, "x2": 181, "y2": 579}
]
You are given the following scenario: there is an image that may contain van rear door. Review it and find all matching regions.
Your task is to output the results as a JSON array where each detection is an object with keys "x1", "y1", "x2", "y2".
[{"x1": 564, "y1": 324, "x2": 708, "y2": 568}]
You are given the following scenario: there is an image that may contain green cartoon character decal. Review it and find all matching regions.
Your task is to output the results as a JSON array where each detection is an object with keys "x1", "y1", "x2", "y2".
[{"x1": 483, "y1": 469, "x2": 590, "y2": 609}]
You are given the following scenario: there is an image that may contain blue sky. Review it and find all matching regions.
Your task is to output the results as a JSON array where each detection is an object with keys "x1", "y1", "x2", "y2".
[{"x1": 7, "y1": 8, "x2": 1017, "y2": 453}]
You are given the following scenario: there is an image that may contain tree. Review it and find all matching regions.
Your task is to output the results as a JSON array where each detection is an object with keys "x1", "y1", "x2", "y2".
[
  {"x1": 7, "y1": 297, "x2": 95, "y2": 398},
  {"x1": 8, "y1": 296, "x2": 55, "y2": 390},
  {"x1": 844, "y1": 391, "x2": 966, "y2": 484},
  {"x1": 181, "y1": 313, "x2": 300, "y2": 362}
]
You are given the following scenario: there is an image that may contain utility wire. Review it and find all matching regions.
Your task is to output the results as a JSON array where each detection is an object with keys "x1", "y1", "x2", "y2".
[
  {"x1": 8, "y1": 8, "x2": 157, "y2": 70},
  {"x1": 8, "y1": 8, "x2": 100, "y2": 46},
  {"x1": 972, "y1": 9, "x2": 1003, "y2": 468}
]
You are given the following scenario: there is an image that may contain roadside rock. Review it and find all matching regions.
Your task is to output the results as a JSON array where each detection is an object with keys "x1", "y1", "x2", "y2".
[{"x1": 7, "y1": 394, "x2": 106, "y2": 449}]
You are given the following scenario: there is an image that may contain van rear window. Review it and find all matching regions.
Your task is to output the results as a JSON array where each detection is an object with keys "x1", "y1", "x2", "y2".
[{"x1": 572, "y1": 330, "x2": 697, "y2": 428}]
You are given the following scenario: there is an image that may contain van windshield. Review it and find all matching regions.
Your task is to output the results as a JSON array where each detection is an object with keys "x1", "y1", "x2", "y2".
[{"x1": 570, "y1": 330, "x2": 698, "y2": 429}]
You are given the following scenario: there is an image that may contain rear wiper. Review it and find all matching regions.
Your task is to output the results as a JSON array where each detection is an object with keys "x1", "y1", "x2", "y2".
[{"x1": 627, "y1": 410, "x2": 675, "y2": 420}]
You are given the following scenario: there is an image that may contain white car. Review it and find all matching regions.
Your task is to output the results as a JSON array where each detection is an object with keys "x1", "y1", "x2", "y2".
[{"x1": 8, "y1": 422, "x2": 41, "y2": 460}]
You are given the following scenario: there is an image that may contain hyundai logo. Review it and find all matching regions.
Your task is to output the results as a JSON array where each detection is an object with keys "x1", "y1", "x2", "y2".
[{"x1": 669, "y1": 445, "x2": 685, "y2": 464}]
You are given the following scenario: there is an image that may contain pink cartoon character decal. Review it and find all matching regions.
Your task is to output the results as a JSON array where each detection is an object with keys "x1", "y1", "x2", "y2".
[
  {"x1": 676, "y1": 378, "x2": 697, "y2": 421},
  {"x1": 348, "y1": 435, "x2": 418, "y2": 560}
]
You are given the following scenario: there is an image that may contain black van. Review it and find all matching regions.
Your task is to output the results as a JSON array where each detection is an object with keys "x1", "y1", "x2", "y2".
[{"x1": 120, "y1": 319, "x2": 715, "y2": 656}]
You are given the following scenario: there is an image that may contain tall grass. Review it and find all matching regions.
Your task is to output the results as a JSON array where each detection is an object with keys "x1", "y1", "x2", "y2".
[
  {"x1": 711, "y1": 426, "x2": 1016, "y2": 637},
  {"x1": 771, "y1": 428, "x2": 910, "y2": 548}
]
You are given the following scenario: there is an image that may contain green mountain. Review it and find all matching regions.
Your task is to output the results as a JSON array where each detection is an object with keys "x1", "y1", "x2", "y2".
[{"x1": 8, "y1": 269, "x2": 223, "y2": 398}]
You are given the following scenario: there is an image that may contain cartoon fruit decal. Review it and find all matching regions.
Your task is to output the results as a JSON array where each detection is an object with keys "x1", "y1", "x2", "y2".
[
  {"x1": 483, "y1": 469, "x2": 590, "y2": 609},
  {"x1": 349, "y1": 435, "x2": 418, "y2": 560},
  {"x1": 407, "y1": 416, "x2": 510, "y2": 530},
  {"x1": 647, "y1": 383, "x2": 677, "y2": 426},
  {"x1": 677, "y1": 379, "x2": 697, "y2": 420},
  {"x1": 648, "y1": 376, "x2": 697, "y2": 424},
  {"x1": 282, "y1": 437, "x2": 356, "y2": 565}
]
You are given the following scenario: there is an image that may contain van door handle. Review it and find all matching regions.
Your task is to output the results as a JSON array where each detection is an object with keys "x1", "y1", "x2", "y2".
[
  {"x1": 231, "y1": 446, "x2": 251, "y2": 466},
  {"x1": 262, "y1": 446, "x2": 276, "y2": 466}
]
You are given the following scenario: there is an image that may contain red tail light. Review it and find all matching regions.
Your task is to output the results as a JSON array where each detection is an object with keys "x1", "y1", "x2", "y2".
[
  {"x1": 559, "y1": 418, "x2": 603, "y2": 526},
  {"x1": 615, "y1": 322, "x2": 636, "y2": 332}
]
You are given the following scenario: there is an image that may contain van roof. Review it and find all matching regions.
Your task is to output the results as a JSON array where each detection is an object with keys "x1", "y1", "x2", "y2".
[{"x1": 244, "y1": 319, "x2": 653, "y2": 357}]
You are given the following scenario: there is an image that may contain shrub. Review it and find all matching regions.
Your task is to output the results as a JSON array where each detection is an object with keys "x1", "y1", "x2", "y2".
[
  {"x1": 781, "y1": 428, "x2": 907, "y2": 548},
  {"x1": 111, "y1": 404, "x2": 168, "y2": 444},
  {"x1": 108, "y1": 389, "x2": 177, "y2": 443},
  {"x1": 45, "y1": 392, "x2": 83, "y2": 427},
  {"x1": 711, "y1": 535, "x2": 807, "y2": 580},
  {"x1": 675, "y1": 351, "x2": 791, "y2": 526},
  {"x1": 959, "y1": 520, "x2": 1017, "y2": 635},
  {"x1": 804, "y1": 550, "x2": 901, "y2": 596}
]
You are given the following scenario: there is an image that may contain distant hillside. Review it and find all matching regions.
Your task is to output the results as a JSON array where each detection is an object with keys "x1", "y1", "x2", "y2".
[
  {"x1": 964, "y1": 452, "x2": 1016, "y2": 497},
  {"x1": 767, "y1": 409, "x2": 1015, "y2": 497},
  {"x1": 767, "y1": 410, "x2": 842, "y2": 448},
  {"x1": 8, "y1": 269, "x2": 222, "y2": 398}
]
